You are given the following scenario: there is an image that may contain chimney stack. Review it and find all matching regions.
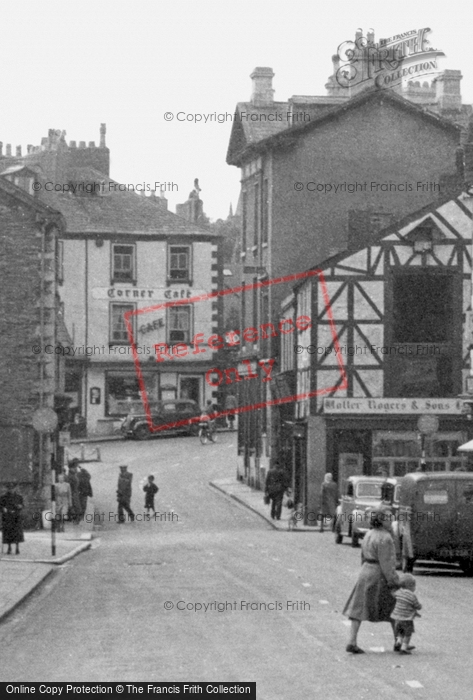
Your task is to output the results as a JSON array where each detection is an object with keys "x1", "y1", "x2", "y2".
[
  {"x1": 79, "y1": 141, "x2": 86, "y2": 149},
  {"x1": 69, "y1": 140, "x2": 77, "y2": 148},
  {"x1": 0, "y1": 142, "x2": 3, "y2": 157},
  {"x1": 6, "y1": 144, "x2": 11, "y2": 156},
  {"x1": 88, "y1": 141, "x2": 95, "y2": 148},
  {"x1": 100, "y1": 123, "x2": 106, "y2": 148},
  {"x1": 16, "y1": 146, "x2": 22, "y2": 157},
  {"x1": 250, "y1": 67, "x2": 275, "y2": 107},
  {"x1": 435, "y1": 70, "x2": 462, "y2": 112}
]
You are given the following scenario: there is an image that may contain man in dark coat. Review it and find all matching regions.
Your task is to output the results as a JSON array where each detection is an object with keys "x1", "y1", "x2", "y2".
[
  {"x1": 117, "y1": 465, "x2": 135, "y2": 523},
  {"x1": 264, "y1": 463, "x2": 288, "y2": 520},
  {"x1": 319, "y1": 473, "x2": 339, "y2": 533},
  {"x1": 77, "y1": 466, "x2": 93, "y2": 520},
  {"x1": 0, "y1": 483, "x2": 24, "y2": 555}
]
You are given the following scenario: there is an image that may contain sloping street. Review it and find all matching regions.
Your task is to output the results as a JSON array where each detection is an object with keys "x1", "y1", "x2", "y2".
[{"x1": 1, "y1": 434, "x2": 472, "y2": 698}]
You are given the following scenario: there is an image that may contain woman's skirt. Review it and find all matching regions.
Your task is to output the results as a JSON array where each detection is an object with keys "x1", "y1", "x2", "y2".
[{"x1": 343, "y1": 562, "x2": 395, "y2": 622}]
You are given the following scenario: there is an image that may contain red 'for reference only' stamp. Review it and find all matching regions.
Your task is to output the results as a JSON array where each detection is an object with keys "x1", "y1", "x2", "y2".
[{"x1": 124, "y1": 269, "x2": 346, "y2": 432}]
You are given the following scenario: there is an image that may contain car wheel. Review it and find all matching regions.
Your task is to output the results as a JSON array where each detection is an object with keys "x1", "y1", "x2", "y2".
[
  {"x1": 351, "y1": 532, "x2": 360, "y2": 548},
  {"x1": 134, "y1": 425, "x2": 149, "y2": 441}
]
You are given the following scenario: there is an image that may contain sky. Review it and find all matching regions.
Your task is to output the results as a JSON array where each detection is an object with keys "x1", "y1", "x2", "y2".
[{"x1": 1, "y1": 0, "x2": 472, "y2": 221}]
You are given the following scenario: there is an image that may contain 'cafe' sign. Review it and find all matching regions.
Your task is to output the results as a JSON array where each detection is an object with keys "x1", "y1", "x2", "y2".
[{"x1": 92, "y1": 287, "x2": 199, "y2": 300}]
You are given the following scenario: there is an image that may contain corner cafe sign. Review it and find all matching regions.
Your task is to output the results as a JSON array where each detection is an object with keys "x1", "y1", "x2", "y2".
[
  {"x1": 323, "y1": 398, "x2": 463, "y2": 415},
  {"x1": 336, "y1": 27, "x2": 445, "y2": 90},
  {"x1": 92, "y1": 287, "x2": 204, "y2": 300}
]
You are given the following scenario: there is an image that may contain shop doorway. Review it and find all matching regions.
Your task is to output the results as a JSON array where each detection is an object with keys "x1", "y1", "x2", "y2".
[{"x1": 331, "y1": 429, "x2": 372, "y2": 482}]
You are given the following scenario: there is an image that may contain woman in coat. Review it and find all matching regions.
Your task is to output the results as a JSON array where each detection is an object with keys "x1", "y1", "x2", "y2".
[
  {"x1": 55, "y1": 473, "x2": 72, "y2": 532},
  {"x1": 343, "y1": 504, "x2": 400, "y2": 653},
  {"x1": 0, "y1": 483, "x2": 24, "y2": 555}
]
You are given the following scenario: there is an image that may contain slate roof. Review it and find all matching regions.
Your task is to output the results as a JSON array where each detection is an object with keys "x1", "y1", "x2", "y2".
[
  {"x1": 35, "y1": 167, "x2": 216, "y2": 237},
  {"x1": 227, "y1": 87, "x2": 461, "y2": 166}
]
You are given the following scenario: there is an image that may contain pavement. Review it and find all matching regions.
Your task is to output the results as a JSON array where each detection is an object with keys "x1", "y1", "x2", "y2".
[
  {"x1": 0, "y1": 507, "x2": 96, "y2": 624},
  {"x1": 210, "y1": 477, "x2": 325, "y2": 532}
]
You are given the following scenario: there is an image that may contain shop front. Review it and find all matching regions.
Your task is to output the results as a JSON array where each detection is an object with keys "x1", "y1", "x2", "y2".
[{"x1": 322, "y1": 397, "x2": 470, "y2": 484}]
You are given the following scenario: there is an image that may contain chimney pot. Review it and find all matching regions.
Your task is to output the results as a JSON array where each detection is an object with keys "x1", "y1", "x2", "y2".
[
  {"x1": 6, "y1": 144, "x2": 11, "y2": 156},
  {"x1": 79, "y1": 141, "x2": 86, "y2": 149},
  {"x1": 69, "y1": 140, "x2": 77, "y2": 148},
  {"x1": 88, "y1": 141, "x2": 95, "y2": 148},
  {"x1": 250, "y1": 67, "x2": 275, "y2": 107},
  {"x1": 100, "y1": 123, "x2": 106, "y2": 148},
  {"x1": 16, "y1": 146, "x2": 22, "y2": 157}
]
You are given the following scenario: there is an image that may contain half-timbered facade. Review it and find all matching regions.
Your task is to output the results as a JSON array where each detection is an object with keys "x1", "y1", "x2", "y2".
[{"x1": 286, "y1": 193, "x2": 473, "y2": 519}]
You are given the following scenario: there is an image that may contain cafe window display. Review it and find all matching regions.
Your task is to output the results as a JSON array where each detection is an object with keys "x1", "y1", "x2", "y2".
[{"x1": 105, "y1": 371, "x2": 158, "y2": 416}]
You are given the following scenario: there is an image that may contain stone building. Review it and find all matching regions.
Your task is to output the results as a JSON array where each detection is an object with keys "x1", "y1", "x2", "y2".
[{"x1": 0, "y1": 176, "x2": 66, "y2": 524}]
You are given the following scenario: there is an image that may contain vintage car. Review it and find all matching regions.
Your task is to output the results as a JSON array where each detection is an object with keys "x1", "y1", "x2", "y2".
[
  {"x1": 121, "y1": 399, "x2": 201, "y2": 439},
  {"x1": 334, "y1": 475, "x2": 400, "y2": 547},
  {"x1": 394, "y1": 472, "x2": 473, "y2": 576}
]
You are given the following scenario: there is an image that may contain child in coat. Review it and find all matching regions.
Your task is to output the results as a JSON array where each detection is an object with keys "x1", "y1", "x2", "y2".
[{"x1": 143, "y1": 475, "x2": 159, "y2": 516}]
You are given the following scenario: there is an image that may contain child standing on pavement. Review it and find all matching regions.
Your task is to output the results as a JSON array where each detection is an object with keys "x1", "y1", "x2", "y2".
[
  {"x1": 143, "y1": 475, "x2": 159, "y2": 516},
  {"x1": 392, "y1": 573, "x2": 422, "y2": 654}
]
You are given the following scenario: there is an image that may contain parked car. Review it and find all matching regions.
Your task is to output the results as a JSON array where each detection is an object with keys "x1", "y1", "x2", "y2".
[
  {"x1": 334, "y1": 475, "x2": 400, "y2": 547},
  {"x1": 121, "y1": 399, "x2": 201, "y2": 439},
  {"x1": 394, "y1": 472, "x2": 473, "y2": 576}
]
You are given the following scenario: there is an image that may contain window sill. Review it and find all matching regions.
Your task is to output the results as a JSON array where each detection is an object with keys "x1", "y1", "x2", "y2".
[
  {"x1": 166, "y1": 279, "x2": 193, "y2": 286},
  {"x1": 110, "y1": 279, "x2": 137, "y2": 286}
]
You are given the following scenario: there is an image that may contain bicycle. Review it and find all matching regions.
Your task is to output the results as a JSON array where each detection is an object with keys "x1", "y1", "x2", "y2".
[{"x1": 198, "y1": 419, "x2": 217, "y2": 445}]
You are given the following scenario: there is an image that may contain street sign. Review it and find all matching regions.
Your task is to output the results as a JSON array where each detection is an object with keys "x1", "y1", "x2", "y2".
[
  {"x1": 32, "y1": 407, "x2": 58, "y2": 433},
  {"x1": 417, "y1": 414, "x2": 439, "y2": 435}
]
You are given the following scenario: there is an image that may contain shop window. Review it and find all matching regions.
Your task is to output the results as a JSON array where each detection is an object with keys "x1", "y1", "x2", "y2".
[
  {"x1": 112, "y1": 244, "x2": 135, "y2": 283},
  {"x1": 461, "y1": 484, "x2": 473, "y2": 505},
  {"x1": 168, "y1": 305, "x2": 191, "y2": 344},
  {"x1": 105, "y1": 371, "x2": 141, "y2": 416},
  {"x1": 168, "y1": 245, "x2": 191, "y2": 283},
  {"x1": 110, "y1": 303, "x2": 135, "y2": 344},
  {"x1": 423, "y1": 490, "x2": 448, "y2": 504}
]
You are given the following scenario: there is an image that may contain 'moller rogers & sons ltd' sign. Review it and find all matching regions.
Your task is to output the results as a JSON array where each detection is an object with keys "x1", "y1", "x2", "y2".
[{"x1": 323, "y1": 398, "x2": 463, "y2": 415}]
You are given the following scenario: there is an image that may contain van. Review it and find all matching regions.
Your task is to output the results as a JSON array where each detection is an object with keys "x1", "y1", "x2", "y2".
[{"x1": 395, "y1": 472, "x2": 473, "y2": 576}]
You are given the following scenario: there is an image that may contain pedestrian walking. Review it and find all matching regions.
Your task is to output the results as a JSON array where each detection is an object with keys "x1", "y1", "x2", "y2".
[
  {"x1": 77, "y1": 465, "x2": 93, "y2": 520},
  {"x1": 392, "y1": 573, "x2": 422, "y2": 654},
  {"x1": 55, "y1": 473, "x2": 72, "y2": 532},
  {"x1": 0, "y1": 483, "x2": 24, "y2": 555},
  {"x1": 224, "y1": 394, "x2": 237, "y2": 430},
  {"x1": 264, "y1": 462, "x2": 288, "y2": 521},
  {"x1": 343, "y1": 504, "x2": 401, "y2": 653},
  {"x1": 143, "y1": 475, "x2": 159, "y2": 516},
  {"x1": 65, "y1": 460, "x2": 81, "y2": 524},
  {"x1": 319, "y1": 473, "x2": 338, "y2": 532},
  {"x1": 117, "y1": 465, "x2": 135, "y2": 523}
]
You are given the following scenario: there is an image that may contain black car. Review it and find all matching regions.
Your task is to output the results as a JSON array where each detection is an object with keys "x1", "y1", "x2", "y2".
[{"x1": 121, "y1": 399, "x2": 201, "y2": 439}]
